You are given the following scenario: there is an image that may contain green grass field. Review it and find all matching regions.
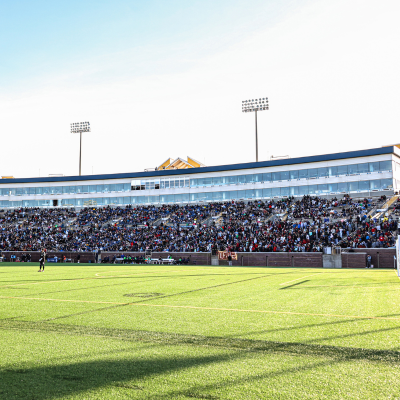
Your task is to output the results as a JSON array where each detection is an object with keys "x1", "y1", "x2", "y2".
[{"x1": 0, "y1": 263, "x2": 399, "y2": 399}]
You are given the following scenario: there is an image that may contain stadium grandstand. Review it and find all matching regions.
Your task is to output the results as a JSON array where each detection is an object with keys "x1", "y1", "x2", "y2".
[{"x1": 0, "y1": 145, "x2": 399, "y2": 269}]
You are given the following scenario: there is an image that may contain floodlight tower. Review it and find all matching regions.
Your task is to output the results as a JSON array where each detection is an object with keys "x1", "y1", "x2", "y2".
[
  {"x1": 242, "y1": 98, "x2": 269, "y2": 162},
  {"x1": 70, "y1": 121, "x2": 91, "y2": 176}
]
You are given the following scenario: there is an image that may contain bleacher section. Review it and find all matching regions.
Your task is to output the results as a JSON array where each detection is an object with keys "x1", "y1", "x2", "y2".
[{"x1": 0, "y1": 195, "x2": 397, "y2": 253}]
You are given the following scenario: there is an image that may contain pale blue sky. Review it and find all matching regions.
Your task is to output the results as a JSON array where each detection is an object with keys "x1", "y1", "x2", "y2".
[
  {"x1": 0, "y1": 0, "x2": 295, "y2": 87},
  {"x1": 0, "y1": 0, "x2": 399, "y2": 177}
]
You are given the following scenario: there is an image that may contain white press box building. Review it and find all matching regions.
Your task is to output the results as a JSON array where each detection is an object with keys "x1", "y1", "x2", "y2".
[{"x1": 0, "y1": 146, "x2": 399, "y2": 208}]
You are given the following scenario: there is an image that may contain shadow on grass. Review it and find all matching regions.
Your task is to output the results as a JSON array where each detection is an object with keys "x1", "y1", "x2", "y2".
[{"x1": 0, "y1": 351, "x2": 239, "y2": 400}]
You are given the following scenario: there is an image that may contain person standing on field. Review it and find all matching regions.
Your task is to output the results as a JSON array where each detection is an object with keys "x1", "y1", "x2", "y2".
[{"x1": 39, "y1": 248, "x2": 46, "y2": 272}]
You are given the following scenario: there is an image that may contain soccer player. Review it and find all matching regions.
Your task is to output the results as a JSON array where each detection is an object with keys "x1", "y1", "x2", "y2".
[{"x1": 38, "y1": 249, "x2": 46, "y2": 272}]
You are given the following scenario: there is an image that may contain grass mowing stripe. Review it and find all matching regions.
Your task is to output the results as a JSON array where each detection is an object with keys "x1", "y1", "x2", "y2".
[
  {"x1": 3, "y1": 295, "x2": 400, "y2": 321},
  {"x1": 0, "y1": 295, "x2": 126, "y2": 305},
  {"x1": 1, "y1": 320, "x2": 399, "y2": 363}
]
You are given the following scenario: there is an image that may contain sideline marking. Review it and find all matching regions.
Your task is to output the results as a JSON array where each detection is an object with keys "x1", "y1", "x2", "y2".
[
  {"x1": 279, "y1": 273, "x2": 322, "y2": 286},
  {"x1": 2, "y1": 295, "x2": 400, "y2": 321}
]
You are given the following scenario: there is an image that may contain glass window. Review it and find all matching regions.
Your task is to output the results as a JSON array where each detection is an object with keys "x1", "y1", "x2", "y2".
[
  {"x1": 22, "y1": 187, "x2": 29, "y2": 195},
  {"x1": 205, "y1": 192, "x2": 213, "y2": 201},
  {"x1": 337, "y1": 182, "x2": 349, "y2": 192},
  {"x1": 38, "y1": 199, "x2": 51, "y2": 206},
  {"x1": 189, "y1": 178, "x2": 197, "y2": 188},
  {"x1": 174, "y1": 194, "x2": 183, "y2": 202},
  {"x1": 61, "y1": 199, "x2": 75, "y2": 207},
  {"x1": 109, "y1": 197, "x2": 118, "y2": 205},
  {"x1": 227, "y1": 176, "x2": 238, "y2": 185},
  {"x1": 123, "y1": 183, "x2": 130, "y2": 192},
  {"x1": 109, "y1": 184, "x2": 116, "y2": 192},
  {"x1": 213, "y1": 177, "x2": 223, "y2": 185},
  {"x1": 116, "y1": 184, "x2": 123, "y2": 192},
  {"x1": 29, "y1": 187, "x2": 36, "y2": 195},
  {"x1": 16, "y1": 188, "x2": 23, "y2": 196},
  {"x1": 318, "y1": 184, "x2": 329, "y2": 193},
  {"x1": 328, "y1": 166, "x2": 338, "y2": 176},
  {"x1": 89, "y1": 185, "x2": 96, "y2": 193},
  {"x1": 54, "y1": 187, "x2": 62, "y2": 194},
  {"x1": 42, "y1": 187, "x2": 50, "y2": 195},
  {"x1": 289, "y1": 186, "x2": 299, "y2": 196},
  {"x1": 221, "y1": 191, "x2": 231, "y2": 200},
  {"x1": 75, "y1": 198, "x2": 84, "y2": 207},
  {"x1": 263, "y1": 188, "x2": 272, "y2": 198},
  {"x1": 237, "y1": 175, "x2": 246, "y2": 184},
  {"x1": 308, "y1": 185, "x2": 318, "y2": 194},
  {"x1": 245, "y1": 174, "x2": 255, "y2": 184},
  {"x1": 189, "y1": 193, "x2": 198, "y2": 202},
  {"x1": 163, "y1": 179, "x2": 170, "y2": 189},
  {"x1": 263, "y1": 173, "x2": 271, "y2": 182},
  {"x1": 245, "y1": 189, "x2": 255, "y2": 198},
  {"x1": 359, "y1": 181, "x2": 370, "y2": 191},
  {"x1": 349, "y1": 181, "x2": 359, "y2": 191},
  {"x1": 165, "y1": 195, "x2": 175, "y2": 203},
  {"x1": 75, "y1": 186, "x2": 83, "y2": 194},
  {"x1": 318, "y1": 167, "x2": 329, "y2": 178},
  {"x1": 370, "y1": 180, "x2": 380, "y2": 190},
  {"x1": 289, "y1": 170, "x2": 298, "y2": 180},
  {"x1": 337, "y1": 165, "x2": 348, "y2": 175},
  {"x1": 358, "y1": 163, "x2": 369, "y2": 174},
  {"x1": 347, "y1": 164, "x2": 358, "y2": 174},
  {"x1": 69, "y1": 186, "x2": 76, "y2": 194},
  {"x1": 196, "y1": 192, "x2": 207, "y2": 201},
  {"x1": 369, "y1": 162, "x2": 380, "y2": 172},
  {"x1": 298, "y1": 169, "x2": 308, "y2": 179},
  {"x1": 308, "y1": 169, "x2": 318, "y2": 179},
  {"x1": 213, "y1": 192, "x2": 223, "y2": 200},
  {"x1": 228, "y1": 191, "x2": 238, "y2": 200},
  {"x1": 328, "y1": 183, "x2": 338, "y2": 192},
  {"x1": 254, "y1": 173, "x2": 263, "y2": 182},
  {"x1": 381, "y1": 178, "x2": 393, "y2": 189},
  {"x1": 271, "y1": 187, "x2": 281, "y2": 197},
  {"x1": 36, "y1": 187, "x2": 43, "y2": 195},
  {"x1": 281, "y1": 186, "x2": 290, "y2": 196},
  {"x1": 24, "y1": 200, "x2": 38, "y2": 207},
  {"x1": 271, "y1": 172, "x2": 281, "y2": 181},
  {"x1": 80, "y1": 185, "x2": 88, "y2": 193},
  {"x1": 298, "y1": 185, "x2": 309, "y2": 195},
  {"x1": 237, "y1": 190, "x2": 246, "y2": 199},
  {"x1": 281, "y1": 171, "x2": 290, "y2": 181},
  {"x1": 96, "y1": 185, "x2": 104, "y2": 193},
  {"x1": 204, "y1": 178, "x2": 212, "y2": 187},
  {"x1": 103, "y1": 184, "x2": 110, "y2": 192},
  {"x1": 254, "y1": 189, "x2": 263, "y2": 198},
  {"x1": 62, "y1": 186, "x2": 70, "y2": 194},
  {"x1": 184, "y1": 178, "x2": 190, "y2": 188},
  {"x1": 379, "y1": 161, "x2": 392, "y2": 171}
]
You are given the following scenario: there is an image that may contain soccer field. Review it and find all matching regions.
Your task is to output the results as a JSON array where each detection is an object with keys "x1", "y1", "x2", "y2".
[{"x1": 1, "y1": 264, "x2": 400, "y2": 399}]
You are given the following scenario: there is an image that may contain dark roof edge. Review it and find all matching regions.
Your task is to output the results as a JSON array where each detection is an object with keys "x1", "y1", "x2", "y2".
[{"x1": 1, "y1": 146, "x2": 394, "y2": 184}]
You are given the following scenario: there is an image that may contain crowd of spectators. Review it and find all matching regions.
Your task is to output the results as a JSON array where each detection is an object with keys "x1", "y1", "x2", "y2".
[{"x1": 0, "y1": 194, "x2": 397, "y2": 253}]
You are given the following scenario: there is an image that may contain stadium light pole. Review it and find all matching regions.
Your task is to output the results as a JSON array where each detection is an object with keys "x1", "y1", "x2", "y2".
[
  {"x1": 70, "y1": 122, "x2": 91, "y2": 176},
  {"x1": 242, "y1": 98, "x2": 269, "y2": 162}
]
